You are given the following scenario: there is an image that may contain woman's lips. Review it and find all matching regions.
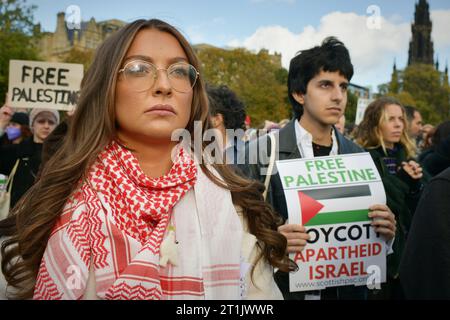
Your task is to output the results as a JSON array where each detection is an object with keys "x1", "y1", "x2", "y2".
[{"x1": 145, "y1": 104, "x2": 176, "y2": 116}]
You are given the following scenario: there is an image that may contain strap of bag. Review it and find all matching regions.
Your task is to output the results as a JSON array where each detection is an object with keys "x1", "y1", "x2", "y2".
[
  {"x1": 6, "y1": 159, "x2": 20, "y2": 194},
  {"x1": 263, "y1": 133, "x2": 276, "y2": 201}
]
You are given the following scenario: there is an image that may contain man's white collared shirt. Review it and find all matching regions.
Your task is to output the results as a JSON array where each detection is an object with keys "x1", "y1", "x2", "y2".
[{"x1": 294, "y1": 120, "x2": 338, "y2": 158}]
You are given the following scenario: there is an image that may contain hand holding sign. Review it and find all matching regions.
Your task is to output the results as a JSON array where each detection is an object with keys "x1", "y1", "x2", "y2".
[
  {"x1": 0, "y1": 96, "x2": 13, "y2": 130},
  {"x1": 369, "y1": 204, "x2": 396, "y2": 240},
  {"x1": 276, "y1": 153, "x2": 388, "y2": 292},
  {"x1": 278, "y1": 224, "x2": 311, "y2": 253}
]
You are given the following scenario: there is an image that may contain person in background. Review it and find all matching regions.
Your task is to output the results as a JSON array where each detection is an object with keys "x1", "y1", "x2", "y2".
[
  {"x1": 0, "y1": 112, "x2": 32, "y2": 146},
  {"x1": 207, "y1": 84, "x2": 246, "y2": 151},
  {"x1": 0, "y1": 99, "x2": 32, "y2": 146},
  {"x1": 207, "y1": 84, "x2": 248, "y2": 172},
  {"x1": 404, "y1": 106, "x2": 423, "y2": 145},
  {"x1": 400, "y1": 166, "x2": 450, "y2": 299},
  {"x1": 419, "y1": 123, "x2": 434, "y2": 152},
  {"x1": 0, "y1": 108, "x2": 59, "y2": 209},
  {"x1": 420, "y1": 126, "x2": 435, "y2": 151},
  {"x1": 418, "y1": 120, "x2": 450, "y2": 177},
  {"x1": 334, "y1": 114, "x2": 346, "y2": 135},
  {"x1": 355, "y1": 97, "x2": 428, "y2": 299}
]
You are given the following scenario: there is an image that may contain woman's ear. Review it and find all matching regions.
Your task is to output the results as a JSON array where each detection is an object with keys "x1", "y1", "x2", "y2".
[{"x1": 292, "y1": 92, "x2": 305, "y2": 105}]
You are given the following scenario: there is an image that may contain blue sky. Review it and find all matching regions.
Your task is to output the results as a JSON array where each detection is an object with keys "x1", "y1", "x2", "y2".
[{"x1": 29, "y1": 0, "x2": 450, "y2": 91}]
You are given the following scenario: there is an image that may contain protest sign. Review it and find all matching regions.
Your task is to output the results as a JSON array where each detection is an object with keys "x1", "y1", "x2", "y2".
[
  {"x1": 7, "y1": 60, "x2": 84, "y2": 111},
  {"x1": 276, "y1": 153, "x2": 387, "y2": 292},
  {"x1": 355, "y1": 98, "x2": 373, "y2": 125}
]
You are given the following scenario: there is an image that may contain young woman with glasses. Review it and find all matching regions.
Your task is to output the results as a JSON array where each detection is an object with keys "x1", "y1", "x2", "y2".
[{"x1": 0, "y1": 19, "x2": 295, "y2": 300}]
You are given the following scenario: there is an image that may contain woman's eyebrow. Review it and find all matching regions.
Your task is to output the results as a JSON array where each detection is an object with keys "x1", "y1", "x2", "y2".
[
  {"x1": 122, "y1": 55, "x2": 153, "y2": 64},
  {"x1": 168, "y1": 57, "x2": 189, "y2": 64},
  {"x1": 122, "y1": 56, "x2": 189, "y2": 65}
]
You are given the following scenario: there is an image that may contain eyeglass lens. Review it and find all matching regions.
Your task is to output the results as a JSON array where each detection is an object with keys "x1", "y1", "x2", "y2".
[{"x1": 122, "y1": 61, "x2": 198, "y2": 93}]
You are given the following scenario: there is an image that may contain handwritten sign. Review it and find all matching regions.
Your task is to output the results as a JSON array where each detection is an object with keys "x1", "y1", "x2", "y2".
[{"x1": 8, "y1": 60, "x2": 83, "y2": 111}]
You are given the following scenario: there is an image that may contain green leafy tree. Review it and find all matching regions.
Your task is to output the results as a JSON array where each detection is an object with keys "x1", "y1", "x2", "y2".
[
  {"x1": 385, "y1": 63, "x2": 449, "y2": 124},
  {"x1": 377, "y1": 83, "x2": 389, "y2": 97},
  {"x1": 0, "y1": 0, "x2": 39, "y2": 103},
  {"x1": 196, "y1": 46, "x2": 291, "y2": 127},
  {"x1": 345, "y1": 90, "x2": 358, "y2": 124},
  {"x1": 63, "y1": 48, "x2": 94, "y2": 71},
  {"x1": 389, "y1": 68, "x2": 400, "y2": 94}
]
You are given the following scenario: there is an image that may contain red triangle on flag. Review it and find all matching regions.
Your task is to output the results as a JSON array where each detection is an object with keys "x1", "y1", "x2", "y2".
[{"x1": 298, "y1": 191, "x2": 324, "y2": 225}]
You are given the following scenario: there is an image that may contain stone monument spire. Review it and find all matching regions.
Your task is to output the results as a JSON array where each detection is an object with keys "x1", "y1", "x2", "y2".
[{"x1": 408, "y1": 0, "x2": 434, "y2": 65}]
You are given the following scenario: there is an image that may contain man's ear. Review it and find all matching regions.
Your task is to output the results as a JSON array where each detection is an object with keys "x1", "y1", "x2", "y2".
[{"x1": 292, "y1": 92, "x2": 305, "y2": 105}]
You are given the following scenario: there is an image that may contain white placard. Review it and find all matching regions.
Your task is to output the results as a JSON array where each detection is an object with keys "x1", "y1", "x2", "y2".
[
  {"x1": 276, "y1": 153, "x2": 387, "y2": 292},
  {"x1": 355, "y1": 98, "x2": 374, "y2": 125},
  {"x1": 8, "y1": 60, "x2": 84, "y2": 111}
]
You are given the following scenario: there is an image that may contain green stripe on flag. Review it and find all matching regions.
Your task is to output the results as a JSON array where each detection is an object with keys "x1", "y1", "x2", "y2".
[{"x1": 305, "y1": 209, "x2": 369, "y2": 226}]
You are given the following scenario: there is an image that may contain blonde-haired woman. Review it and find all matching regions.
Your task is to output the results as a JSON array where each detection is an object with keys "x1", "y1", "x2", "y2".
[
  {"x1": 0, "y1": 19, "x2": 295, "y2": 300},
  {"x1": 355, "y1": 97, "x2": 427, "y2": 299}
]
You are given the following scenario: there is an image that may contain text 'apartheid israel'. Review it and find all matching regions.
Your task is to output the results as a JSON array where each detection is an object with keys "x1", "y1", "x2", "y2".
[{"x1": 276, "y1": 153, "x2": 387, "y2": 292}]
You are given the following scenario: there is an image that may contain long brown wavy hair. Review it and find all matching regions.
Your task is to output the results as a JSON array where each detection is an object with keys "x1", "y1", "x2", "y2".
[
  {"x1": 0, "y1": 19, "x2": 294, "y2": 299},
  {"x1": 355, "y1": 97, "x2": 416, "y2": 158}
]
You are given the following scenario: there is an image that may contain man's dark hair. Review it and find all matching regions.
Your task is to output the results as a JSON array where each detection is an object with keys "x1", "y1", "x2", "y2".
[
  {"x1": 404, "y1": 105, "x2": 419, "y2": 122},
  {"x1": 288, "y1": 37, "x2": 354, "y2": 119},
  {"x1": 207, "y1": 84, "x2": 246, "y2": 130}
]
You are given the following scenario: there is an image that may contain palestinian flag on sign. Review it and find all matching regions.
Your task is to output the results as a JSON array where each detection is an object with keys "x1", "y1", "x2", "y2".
[{"x1": 299, "y1": 185, "x2": 372, "y2": 226}]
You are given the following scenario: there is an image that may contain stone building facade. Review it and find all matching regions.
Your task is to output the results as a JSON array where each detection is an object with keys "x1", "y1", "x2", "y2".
[{"x1": 37, "y1": 12, "x2": 126, "y2": 62}]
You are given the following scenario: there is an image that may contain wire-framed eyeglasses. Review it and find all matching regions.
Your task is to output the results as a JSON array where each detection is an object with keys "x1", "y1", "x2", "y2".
[{"x1": 118, "y1": 60, "x2": 199, "y2": 93}]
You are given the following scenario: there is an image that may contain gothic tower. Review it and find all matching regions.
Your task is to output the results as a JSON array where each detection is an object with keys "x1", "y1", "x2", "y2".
[{"x1": 408, "y1": 0, "x2": 434, "y2": 65}]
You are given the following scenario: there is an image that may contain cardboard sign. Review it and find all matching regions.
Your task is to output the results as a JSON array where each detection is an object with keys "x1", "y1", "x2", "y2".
[
  {"x1": 355, "y1": 98, "x2": 374, "y2": 125},
  {"x1": 276, "y1": 153, "x2": 387, "y2": 292},
  {"x1": 8, "y1": 60, "x2": 84, "y2": 111}
]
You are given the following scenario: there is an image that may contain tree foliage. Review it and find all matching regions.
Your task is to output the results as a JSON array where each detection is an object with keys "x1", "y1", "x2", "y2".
[
  {"x1": 384, "y1": 63, "x2": 450, "y2": 124},
  {"x1": 63, "y1": 48, "x2": 94, "y2": 71},
  {"x1": 0, "y1": 0, "x2": 39, "y2": 103},
  {"x1": 345, "y1": 90, "x2": 358, "y2": 124},
  {"x1": 196, "y1": 46, "x2": 291, "y2": 127}
]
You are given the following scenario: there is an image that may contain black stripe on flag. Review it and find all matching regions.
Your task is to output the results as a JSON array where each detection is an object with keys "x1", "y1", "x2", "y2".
[{"x1": 301, "y1": 185, "x2": 371, "y2": 200}]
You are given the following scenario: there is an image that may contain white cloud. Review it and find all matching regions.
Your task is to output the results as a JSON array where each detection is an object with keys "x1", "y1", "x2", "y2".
[
  {"x1": 186, "y1": 17, "x2": 226, "y2": 44},
  {"x1": 228, "y1": 11, "x2": 412, "y2": 87},
  {"x1": 186, "y1": 25, "x2": 205, "y2": 44},
  {"x1": 212, "y1": 17, "x2": 225, "y2": 25},
  {"x1": 431, "y1": 10, "x2": 450, "y2": 49}
]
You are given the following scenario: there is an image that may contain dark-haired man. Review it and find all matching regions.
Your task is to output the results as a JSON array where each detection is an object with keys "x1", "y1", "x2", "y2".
[
  {"x1": 207, "y1": 85, "x2": 246, "y2": 148},
  {"x1": 239, "y1": 37, "x2": 396, "y2": 300},
  {"x1": 206, "y1": 84, "x2": 248, "y2": 168},
  {"x1": 404, "y1": 105, "x2": 423, "y2": 151}
]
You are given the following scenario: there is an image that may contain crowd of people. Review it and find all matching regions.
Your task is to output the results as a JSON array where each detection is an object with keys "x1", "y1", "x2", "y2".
[{"x1": 0, "y1": 18, "x2": 449, "y2": 300}]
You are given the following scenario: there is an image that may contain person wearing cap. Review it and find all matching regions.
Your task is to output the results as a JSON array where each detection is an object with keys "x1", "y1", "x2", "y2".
[
  {"x1": 1, "y1": 112, "x2": 32, "y2": 146},
  {"x1": 0, "y1": 108, "x2": 59, "y2": 210},
  {"x1": 0, "y1": 101, "x2": 32, "y2": 146}
]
